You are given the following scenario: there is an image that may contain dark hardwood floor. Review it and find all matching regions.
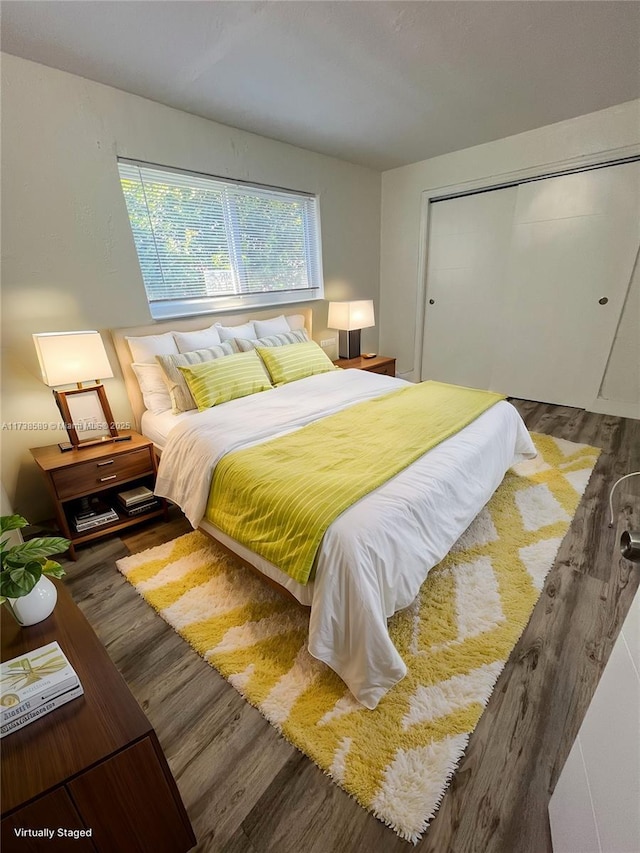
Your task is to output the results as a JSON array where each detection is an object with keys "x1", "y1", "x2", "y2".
[{"x1": 60, "y1": 402, "x2": 640, "y2": 853}]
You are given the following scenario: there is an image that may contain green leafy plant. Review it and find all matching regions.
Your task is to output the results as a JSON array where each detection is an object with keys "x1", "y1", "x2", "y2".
[{"x1": 0, "y1": 515, "x2": 69, "y2": 603}]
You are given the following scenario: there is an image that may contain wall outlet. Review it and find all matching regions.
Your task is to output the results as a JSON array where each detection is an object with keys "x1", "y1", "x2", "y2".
[{"x1": 320, "y1": 338, "x2": 335, "y2": 348}]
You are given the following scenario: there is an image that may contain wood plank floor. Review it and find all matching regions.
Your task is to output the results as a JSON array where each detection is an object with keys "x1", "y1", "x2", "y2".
[{"x1": 61, "y1": 402, "x2": 640, "y2": 853}]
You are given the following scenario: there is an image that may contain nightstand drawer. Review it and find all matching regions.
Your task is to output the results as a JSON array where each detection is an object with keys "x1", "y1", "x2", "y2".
[
  {"x1": 52, "y1": 448, "x2": 154, "y2": 500},
  {"x1": 367, "y1": 362, "x2": 395, "y2": 376}
]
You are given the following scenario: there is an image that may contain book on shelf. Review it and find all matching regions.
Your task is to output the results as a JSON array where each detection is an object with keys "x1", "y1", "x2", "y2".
[
  {"x1": 72, "y1": 497, "x2": 118, "y2": 529},
  {"x1": 75, "y1": 504, "x2": 106, "y2": 522},
  {"x1": 121, "y1": 498, "x2": 160, "y2": 517},
  {"x1": 0, "y1": 642, "x2": 83, "y2": 735},
  {"x1": 0, "y1": 684, "x2": 84, "y2": 738},
  {"x1": 74, "y1": 511, "x2": 118, "y2": 533},
  {"x1": 117, "y1": 485, "x2": 155, "y2": 508},
  {"x1": 73, "y1": 496, "x2": 112, "y2": 516}
]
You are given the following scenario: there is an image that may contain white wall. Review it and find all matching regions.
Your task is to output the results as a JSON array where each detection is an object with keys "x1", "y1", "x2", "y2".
[
  {"x1": 0, "y1": 54, "x2": 381, "y2": 521},
  {"x1": 380, "y1": 100, "x2": 640, "y2": 417}
]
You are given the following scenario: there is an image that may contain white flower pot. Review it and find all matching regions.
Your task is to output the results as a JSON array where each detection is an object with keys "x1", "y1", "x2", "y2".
[{"x1": 6, "y1": 576, "x2": 58, "y2": 626}]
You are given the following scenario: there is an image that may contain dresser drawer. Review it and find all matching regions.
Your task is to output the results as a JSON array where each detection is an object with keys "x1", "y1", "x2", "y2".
[
  {"x1": 52, "y1": 448, "x2": 154, "y2": 500},
  {"x1": 367, "y1": 361, "x2": 395, "y2": 377}
]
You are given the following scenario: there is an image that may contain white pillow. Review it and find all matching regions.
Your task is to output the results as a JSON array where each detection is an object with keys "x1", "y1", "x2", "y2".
[
  {"x1": 131, "y1": 363, "x2": 173, "y2": 415},
  {"x1": 126, "y1": 332, "x2": 179, "y2": 364},
  {"x1": 285, "y1": 314, "x2": 306, "y2": 332},
  {"x1": 215, "y1": 321, "x2": 257, "y2": 341},
  {"x1": 253, "y1": 315, "x2": 290, "y2": 337},
  {"x1": 173, "y1": 325, "x2": 222, "y2": 353}
]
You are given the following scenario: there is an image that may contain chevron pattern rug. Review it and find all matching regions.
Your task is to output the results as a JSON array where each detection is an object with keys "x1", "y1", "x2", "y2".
[{"x1": 117, "y1": 433, "x2": 599, "y2": 842}]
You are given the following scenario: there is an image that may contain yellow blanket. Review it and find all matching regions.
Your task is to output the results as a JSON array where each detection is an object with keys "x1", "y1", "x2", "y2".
[{"x1": 206, "y1": 381, "x2": 505, "y2": 584}]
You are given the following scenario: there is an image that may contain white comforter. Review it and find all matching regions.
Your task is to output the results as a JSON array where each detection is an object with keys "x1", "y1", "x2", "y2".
[{"x1": 155, "y1": 370, "x2": 535, "y2": 708}]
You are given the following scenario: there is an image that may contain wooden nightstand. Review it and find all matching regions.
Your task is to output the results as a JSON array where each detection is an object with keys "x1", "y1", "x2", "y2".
[
  {"x1": 333, "y1": 355, "x2": 396, "y2": 377},
  {"x1": 31, "y1": 430, "x2": 167, "y2": 560}
]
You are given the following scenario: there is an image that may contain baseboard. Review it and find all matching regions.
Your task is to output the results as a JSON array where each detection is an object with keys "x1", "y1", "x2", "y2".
[
  {"x1": 587, "y1": 398, "x2": 640, "y2": 419},
  {"x1": 397, "y1": 370, "x2": 418, "y2": 383}
]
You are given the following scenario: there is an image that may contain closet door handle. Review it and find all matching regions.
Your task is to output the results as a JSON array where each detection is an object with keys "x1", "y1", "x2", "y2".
[
  {"x1": 429, "y1": 299, "x2": 435, "y2": 305},
  {"x1": 598, "y1": 297, "x2": 608, "y2": 305}
]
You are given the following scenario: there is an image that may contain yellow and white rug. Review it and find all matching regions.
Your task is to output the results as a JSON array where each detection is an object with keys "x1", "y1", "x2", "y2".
[{"x1": 117, "y1": 433, "x2": 599, "y2": 842}]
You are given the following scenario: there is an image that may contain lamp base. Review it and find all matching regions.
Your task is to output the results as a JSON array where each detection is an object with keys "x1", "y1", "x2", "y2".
[
  {"x1": 57, "y1": 435, "x2": 131, "y2": 454},
  {"x1": 338, "y1": 329, "x2": 362, "y2": 360}
]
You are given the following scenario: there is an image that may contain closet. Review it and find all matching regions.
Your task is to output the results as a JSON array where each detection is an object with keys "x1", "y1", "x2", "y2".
[{"x1": 421, "y1": 160, "x2": 640, "y2": 408}]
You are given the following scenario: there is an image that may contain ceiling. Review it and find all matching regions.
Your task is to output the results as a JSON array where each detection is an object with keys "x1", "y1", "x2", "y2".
[{"x1": 2, "y1": 1, "x2": 639, "y2": 171}]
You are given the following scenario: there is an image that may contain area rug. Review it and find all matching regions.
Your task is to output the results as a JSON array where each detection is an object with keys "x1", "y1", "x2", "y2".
[{"x1": 117, "y1": 433, "x2": 599, "y2": 843}]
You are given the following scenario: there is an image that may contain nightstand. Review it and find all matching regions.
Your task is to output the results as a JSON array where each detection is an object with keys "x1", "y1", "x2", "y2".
[
  {"x1": 30, "y1": 430, "x2": 167, "y2": 560},
  {"x1": 333, "y1": 355, "x2": 396, "y2": 377}
]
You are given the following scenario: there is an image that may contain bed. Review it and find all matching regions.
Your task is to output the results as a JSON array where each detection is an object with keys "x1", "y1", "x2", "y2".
[{"x1": 112, "y1": 309, "x2": 536, "y2": 709}]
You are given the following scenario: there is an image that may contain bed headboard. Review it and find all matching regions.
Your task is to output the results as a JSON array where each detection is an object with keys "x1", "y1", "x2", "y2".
[{"x1": 111, "y1": 307, "x2": 314, "y2": 431}]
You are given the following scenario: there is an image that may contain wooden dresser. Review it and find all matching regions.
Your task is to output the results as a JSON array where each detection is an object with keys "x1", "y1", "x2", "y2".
[{"x1": 1, "y1": 580, "x2": 196, "y2": 852}]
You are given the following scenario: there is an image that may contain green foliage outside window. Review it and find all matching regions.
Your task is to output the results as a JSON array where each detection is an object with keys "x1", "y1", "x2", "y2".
[{"x1": 119, "y1": 162, "x2": 320, "y2": 311}]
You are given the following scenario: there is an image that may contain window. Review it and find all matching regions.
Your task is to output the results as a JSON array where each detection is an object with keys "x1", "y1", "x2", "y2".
[{"x1": 118, "y1": 159, "x2": 324, "y2": 319}]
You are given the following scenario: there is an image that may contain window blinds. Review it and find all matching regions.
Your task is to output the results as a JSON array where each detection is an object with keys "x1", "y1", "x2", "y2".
[{"x1": 118, "y1": 160, "x2": 323, "y2": 318}]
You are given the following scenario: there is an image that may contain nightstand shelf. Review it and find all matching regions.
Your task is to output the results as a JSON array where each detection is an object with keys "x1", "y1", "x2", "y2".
[
  {"x1": 31, "y1": 430, "x2": 167, "y2": 559},
  {"x1": 64, "y1": 505, "x2": 167, "y2": 550},
  {"x1": 334, "y1": 355, "x2": 396, "y2": 376}
]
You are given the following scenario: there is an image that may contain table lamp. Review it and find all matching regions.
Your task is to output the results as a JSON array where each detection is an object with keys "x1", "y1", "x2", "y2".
[
  {"x1": 33, "y1": 331, "x2": 119, "y2": 451},
  {"x1": 328, "y1": 300, "x2": 375, "y2": 359}
]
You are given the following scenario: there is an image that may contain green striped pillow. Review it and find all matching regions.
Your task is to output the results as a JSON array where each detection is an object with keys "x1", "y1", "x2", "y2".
[
  {"x1": 257, "y1": 341, "x2": 338, "y2": 386},
  {"x1": 235, "y1": 329, "x2": 309, "y2": 352},
  {"x1": 178, "y1": 350, "x2": 272, "y2": 411},
  {"x1": 156, "y1": 341, "x2": 237, "y2": 414}
]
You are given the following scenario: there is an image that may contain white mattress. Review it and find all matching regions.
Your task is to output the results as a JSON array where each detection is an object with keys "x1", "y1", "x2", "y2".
[
  {"x1": 154, "y1": 370, "x2": 536, "y2": 708},
  {"x1": 141, "y1": 408, "x2": 196, "y2": 449}
]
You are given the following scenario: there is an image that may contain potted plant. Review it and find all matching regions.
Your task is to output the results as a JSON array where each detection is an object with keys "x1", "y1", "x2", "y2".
[{"x1": 1, "y1": 515, "x2": 69, "y2": 626}]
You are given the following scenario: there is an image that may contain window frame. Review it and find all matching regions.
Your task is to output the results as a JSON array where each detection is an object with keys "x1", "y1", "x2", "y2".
[{"x1": 118, "y1": 158, "x2": 325, "y2": 320}]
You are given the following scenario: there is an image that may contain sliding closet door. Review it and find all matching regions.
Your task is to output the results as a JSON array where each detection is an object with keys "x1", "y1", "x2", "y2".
[
  {"x1": 422, "y1": 160, "x2": 640, "y2": 408},
  {"x1": 421, "y1": 187, "x2": 516, "y2": 388},
  {"x1": 491, "y1": 161, "x2": 640, "y2": 407}
]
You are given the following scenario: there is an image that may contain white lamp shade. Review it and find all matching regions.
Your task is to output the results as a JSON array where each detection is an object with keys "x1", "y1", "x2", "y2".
[
  {"x1": 327, "y1": 300, "x2": 375, "y2": 331},
  {"x1": 33, "y1": 331, "x2": 114, "y2": 387}
]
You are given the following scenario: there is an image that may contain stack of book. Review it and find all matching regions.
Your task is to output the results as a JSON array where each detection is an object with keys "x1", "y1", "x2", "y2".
[
  {"x1": 72, "y1": 497, "x2": 118, "y2": 533},
  {"x1": 0, "y1": 642, "x2": 84, "y2": 738},
  {"x1": 116, "y1": 485, "x2": 160, "y2": 517}
]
